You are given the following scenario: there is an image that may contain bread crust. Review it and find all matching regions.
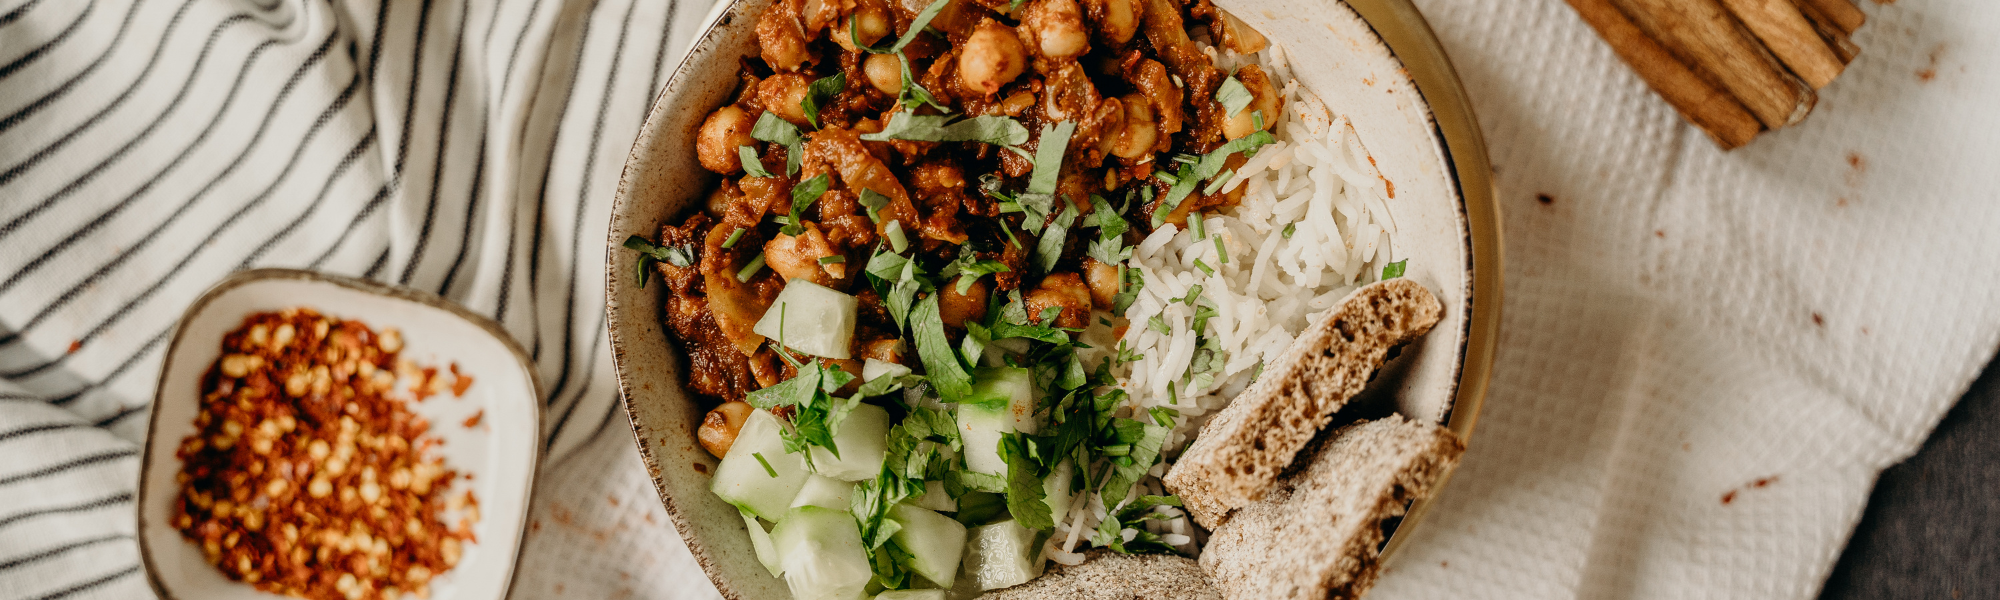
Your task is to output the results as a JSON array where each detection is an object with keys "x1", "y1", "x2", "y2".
[
  {"x1": 980, "y1": 549, "x2": 1222, "y2": 600},
  {"x1": 1163, "y1": 278, "x2": 1442, "y2": 527},
  {"x1": 1197, "y1": 415, "x2": 1465, "y2": 600}
]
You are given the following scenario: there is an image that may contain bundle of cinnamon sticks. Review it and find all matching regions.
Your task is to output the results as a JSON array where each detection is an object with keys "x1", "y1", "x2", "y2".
[{"x1": 1567, "y1": 0, "x2": 1867, "y2": 149}]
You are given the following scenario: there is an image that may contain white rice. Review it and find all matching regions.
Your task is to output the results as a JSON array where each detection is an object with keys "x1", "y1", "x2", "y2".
[{"x1": 1055, "y1": 39, "x2": 1399, "y2": 557}]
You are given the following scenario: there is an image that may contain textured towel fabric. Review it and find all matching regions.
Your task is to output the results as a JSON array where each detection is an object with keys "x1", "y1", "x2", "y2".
[
  {"x1": 0, "y1": 0, "x2": 721, "y2": 597},
  {"x1": 0, "y1": 0, "x2": 1995, "y2": 599}
]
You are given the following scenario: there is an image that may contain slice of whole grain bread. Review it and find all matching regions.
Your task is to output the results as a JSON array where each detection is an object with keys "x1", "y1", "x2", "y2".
[
  {"x1": 1197, "y1": 414, "x2": 1465, "y2": 600},
  {"x1": 1163, "y1": 277, "x2": 1442, "y2": 527},
  {"x1": 979, "y1": 549, "x2": 1221, "y2": 600}
]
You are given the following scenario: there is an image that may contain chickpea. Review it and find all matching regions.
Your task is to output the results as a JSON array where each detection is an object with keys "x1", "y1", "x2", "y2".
[
  {"x1": 696, "y1": 106, "x2": 757, "y2": 174},
  {"x1": 1081, "y1": 0, "x2": 1141, "y2": 45},
  {"x1": 1024, "y1": 272, "x2": 1093, "y2": 329},
  {"x1": 699, "y1": 401, "x2": 754, "y2": 459},
  {"x1": 834, "y1": 0, "x2": 892, "y2": 52},
  {"x1": 938, "y1": 277, "x2": 990, "y2": 329},
  {"x1": 1111, "y1": 93, "x2": 1157, "y2": 159},
  {"x1": 756, "y1": 4, "x2": 811, "y2": 72},
  {"x1": 1083, "y1": 257, "x2": 1122, "y2": 309},
  {"x1": 1222, "y1": 65, "x2": 1283, "y2": 140},
  {"x1": 758, "y1": 73, "x2": 813, "y2": 126},
  {"x1": 958, "y1": 20, "x2": 1026, "y2": 96},
  {"x1": 1026, "y1": 0, "x2": 1088, "y2": 59},
  {"x1": 863, "y1": 53, "x2": 902, "y2": 95}
]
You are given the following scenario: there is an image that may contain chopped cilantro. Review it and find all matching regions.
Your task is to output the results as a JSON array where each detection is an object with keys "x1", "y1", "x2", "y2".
[
  {"x1": 738, "y1": 146, "x2": 775, "y2": 178},
  {"x1": 1214, "y1": 237, "x2": 1229, "y2": 264},
  {"x1": 1147, "y1": 316, "x2": 1169, "y2": 335},
  {"x1": 818, "y1": 255, "x2": 845, "y2": 264},
  {"x1": 912, "y1": 294, "x2": 973, "y2": 402},
  {"x1": 1189, "y1": 211, "x2": 1205, "y2": 240},
  {"x1": 753, "y1": 452, "x2": 778, "y2": 478},
  {"x1": 1000, "y1": 433, "x2": 1053, "y2": 530},
  {"x1": 783, "y1": 173, "x2": 831, "y2": 236},
  {"x1": 1112, "y1": 267, "x2": 1142, "y2": 313},
  {"x1": 750, "y1": 112, "x2": 805, "y2": 176},
  {"x1": 1383, "y1": 259, "x2": 1408, "y2": 279},
  {"x1": 1033, "y1": 203, "x2": 1076, "y2": 274},
  {"x1": 722, "y1": 227, "x2": 745, "y2": 248},
  {"x1": 736, "y1": 252, "x2": 767, "y2": 282},
  {"x1": 857, "y1": 189, "x2": 889, "y2": 222},
  {"x1": 860, "y1": 113, "x2": 1030, "y2": 146},
  {"x1": 1202, "y1": 169, "x2": 1233, "y2": 195},
  {"x1": 1193, "y1": 258, "x2": 1213, "y2": 276},
  {"x1": 885, "y1": 220, "x2": 909, "y2": 252},
  {"x1": 800, "y1": 73, "x2": 845, "y2": 129},
  {"x1": 1216, "y1": 75, "x2": 1253, "y2": 118},
  {"x1": 622, "y1": 235, "x2": 696, "y2": 286}
]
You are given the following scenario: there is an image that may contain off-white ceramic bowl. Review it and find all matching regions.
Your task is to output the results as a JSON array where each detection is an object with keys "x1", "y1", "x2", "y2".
[
  {"x1": 605, "y1": 0, "x2": 1500, "y2": 596},
  {"x1": 137, "y1": 269, "x2": 541, "y2": 600}
]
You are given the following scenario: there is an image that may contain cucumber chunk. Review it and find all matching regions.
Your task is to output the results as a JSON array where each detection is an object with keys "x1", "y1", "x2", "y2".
[
  {"x1": 740, "y1": 511, "x2": 783, "y2": 578},
  {"x1": 753, "y1": 280, "x2": 859, "y2": 359},
  {"x1": 957, "y1": 367, "x2": 1035, "y2": 477},
  {"x1": 911, "y1": 480, "x2": 956, "y2": 513},
  {"x1": 889, "y1": 503, "x2": 968, "y2": 588},
  {"x1": 712, "y1": 410, "x2": 811, "y2": 520},
  {"x1": 874, "y1": 590, "x2": 945, "y2": 600},
  {"x1": 862, "y1": 358, "x2": 911, "y2": 382},
  {"x1": 770, "y1": 506, "x2": 873, "y2": 600},
  {"x1": 960, "y1": 519, "x2": 1046, "y2": 591},
  {"x1": 791, "y1": 474, "x2": 856, "y2": 511},
  {"x1": 808, "y1": 402, "x2": 890, "y2": 481},
  {"x1": 1043, "y1": 459, "x2": 1074, "y2": 527}
]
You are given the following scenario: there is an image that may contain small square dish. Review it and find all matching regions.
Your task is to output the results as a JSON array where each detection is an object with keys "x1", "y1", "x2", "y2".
[{"x1": 136, "y1": 268, "x2": 541, "y2": 600}]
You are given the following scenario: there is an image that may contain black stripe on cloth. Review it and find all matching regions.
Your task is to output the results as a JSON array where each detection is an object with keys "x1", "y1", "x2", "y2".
[
  {"x1": 0, "y1": 0, "x2": 52, "y2": 29},
  {"x1": 399, "y1": 0, "x2": 461, "y2": 286},
  {"x1": 92, "y1": 403, "x2": 145, "y2": 428},
  {"x1": 0, "y1": 29, "x2": 343, "y2": 373},
  {"x1": 0, "y1": 534, "x2": 127, "y2": 572},
  {"x1": 545, "y1": 310, "x2": 608, "y2": 450},
  {"x1": 0, "y1": 449, "x2": 136, "y2": 487},
  {"x1": 435, "y1": 131, "x2": 486, "y2": 297},
  {"x1": 363, "y1": 246, "x2": 392, "y2": 280},
  {"x1": 49, "y1": 126, "x2": 377, "y2": 410},
  {"x1": 521, "y1": 0, "x2": 605, "y2": 368},
  {"x1": 0, "y1": 0, "x2": 93, "y2": 81},
  {"x1": 0, "y1": 493, "x2": 132, "y2": 530},
  {"x1": 241, "y1": 130, "x2": 379, "y2": 268},
  {"x1": 641, "y1": 0, "x2": 677, "y2": 110},
  {"x1": 0, "y1": 421, "x2": 81, "y2": 444},
  {"x1": 494, "y1": 0, "x2": 550, "y2": 107},
  {"x1": 26, "y1": 564, "x2": 139, "y2": 600},
  {"x1": 0, "y1": 0, "x2": 149, "y2": 135},
  {"x1": 0, "y1": 15, "x2": 305, "y2": 298},
  {"x1": 545, "y1": 0, "x2": 635, "y2": 423},
  {"x1": 0, "y1": 0, "x2": 207, "y2": 193}
]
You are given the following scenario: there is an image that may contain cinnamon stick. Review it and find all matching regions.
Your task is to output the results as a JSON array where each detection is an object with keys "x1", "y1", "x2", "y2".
[
  {"x1": 1565, "y1": 0, "x2": 1761, "y2": 149},
  {"x1": 1720, "y1": 0, "x2": 1844, "y2": 88},
  {"x1": 1795, "y1": 0, "x2": 1865, "y2": 35},
  {"x1": 1793, "y1": 0, "x2": 1862, "y2": 63},
  {"x1": 1611, "y1": 0, "x2": 1816, "y2": 129}
]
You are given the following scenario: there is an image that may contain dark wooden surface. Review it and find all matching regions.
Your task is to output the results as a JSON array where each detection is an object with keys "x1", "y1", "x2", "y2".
[{"x1": 1820, "y1": 355, "x2": 2000, "y2": 600}]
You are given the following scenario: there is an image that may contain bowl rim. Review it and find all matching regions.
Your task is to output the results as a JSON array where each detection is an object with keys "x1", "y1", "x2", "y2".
[
  {"x1": 606, "y1": 0, "x2": 1501, "y2": 593},
  {"x1": 134, "y1": 267, "x2": 544, "y2": 600}
]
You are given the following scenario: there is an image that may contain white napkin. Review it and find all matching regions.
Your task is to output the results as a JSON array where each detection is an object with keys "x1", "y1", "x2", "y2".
[{"x1": 1369, "y1": 1, "x2": 2000, "y2": 598}]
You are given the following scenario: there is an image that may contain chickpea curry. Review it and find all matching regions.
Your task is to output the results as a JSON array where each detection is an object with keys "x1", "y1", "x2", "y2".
[{"x1": 625, "y1": 0, "x2": 1289, "y2": 594}]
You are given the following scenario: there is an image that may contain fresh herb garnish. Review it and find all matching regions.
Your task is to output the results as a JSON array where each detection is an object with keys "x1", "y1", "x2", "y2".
[
  {"x1": 736, "y1": 252, "x2": 767, "y2": 282},
  {"x1": 722, "y1": 227, "x2": 746, "y2": 248},
  {"x1": 753, "y1": 452, "x2": 779, "y2": 478},
  {"x1": 1112, "y1": 267, "x2": 1143, "y2": 313},
  {"x1": 858, "y1": 189, "x2": 890, "y2": 222},
  {"x1": 1383, "y1": 259, "x2": 1408, "y2": 279},
  {"x1": 800, "y1": 73, "x2": 845, "y2": 129},
  {"x1": 1214, "y1": 237, "x2": 1229, "y2": 264},
  {"x1": 861, "y1": 113, "x2": 1030, "y2": 146},
  {"x1": 1193, "y1": 258, "x2": 1214, "y2": 276},
  {"x1": 885, "y1": 219, "x2": 909, "y2": 253},
  {"x1": 738, "y1": 146, "x2": 775, "y2": 178},
  {"x1": 1033, "y1": 203, "x2": 1077, "y2": 274},
  {"x1": 1217, "y1": 75, "x2": 1253, "y2": 118},
  {"x1": 1282, "y1": 222, "x2": 1296, "y2": 239},
  {"x1": 783, "y1": 173, "x2": 832, "y2": 236},
  {"x1": 1000, "y1": 433, "x2": 1053, "y2": 530},
  {"x1": 818, "y1": 255, "x2": 845, "y2": 264},
  {"x1": 623, "y1": 235, "x2": 697, "y2": 287},
  {"x1": 751, "y1": 112, "x2": 805, "y2": 176},
  {"x1": 912, "y1": 294, "x2": 973, "y2": 402}
]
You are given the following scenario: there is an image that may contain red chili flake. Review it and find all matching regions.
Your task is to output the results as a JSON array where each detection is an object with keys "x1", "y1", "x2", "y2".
[
  {"x1": 462, "y1": 410, "x2": 484, "y2": 429},
  {"x1": 1721, "y1": 490, "x2": 1738, "y2": 505}
]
